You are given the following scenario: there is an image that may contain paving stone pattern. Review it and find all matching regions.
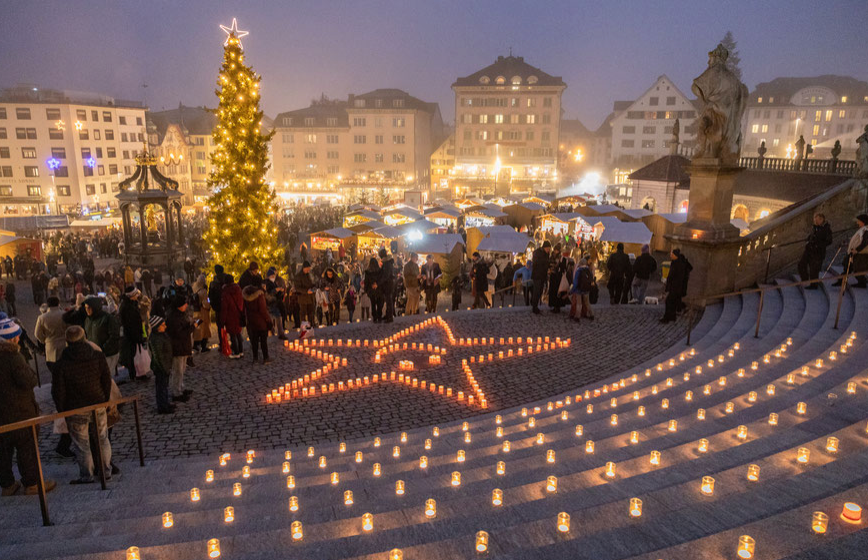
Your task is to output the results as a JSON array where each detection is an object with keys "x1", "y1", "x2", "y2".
[{"x1": 37, "y1": 305, "x2": 688, "y2": 464}]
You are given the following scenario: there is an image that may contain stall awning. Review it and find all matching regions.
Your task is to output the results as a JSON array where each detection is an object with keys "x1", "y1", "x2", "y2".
[
  {"x1": 411, "y1": 233, "x2": 465, "y2": 255},
  {"x1": 598, "y1": 221, "x2": 653, "y2": 246},
  {"x1": 477, "y1": 232, "x2": 534, "y2": 253}
]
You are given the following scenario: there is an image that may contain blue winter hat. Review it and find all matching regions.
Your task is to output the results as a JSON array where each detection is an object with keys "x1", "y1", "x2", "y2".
[{"x1": 0, "y1": 318, "x2": 22, "y2": 340}]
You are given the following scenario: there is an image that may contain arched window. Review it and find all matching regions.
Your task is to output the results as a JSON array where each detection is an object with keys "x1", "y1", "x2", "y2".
[
  {"x1": 479, "y1": 76, "x2": 490, "y2": 85},
  {"x1": 528, "y1": 75, "x2": 538, "y2": 85},
  {"x1": 511, "y1": 76, "x2": 521, "y2": 85},
  {"x1": 731, "y1": 204, "x2": 749, "y2": 221},
  {"x1": 495, "y1": 76, "x2": 506, "y2": 85}
]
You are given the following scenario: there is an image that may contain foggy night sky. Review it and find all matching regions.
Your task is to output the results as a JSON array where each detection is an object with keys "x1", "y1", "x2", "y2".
[{"x1": 2, "y1": 0, "x2": 867, "y2": 129}]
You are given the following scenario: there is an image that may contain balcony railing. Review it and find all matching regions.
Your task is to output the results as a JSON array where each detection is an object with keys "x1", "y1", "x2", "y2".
[{"x1": 738, "y1": 156, "x2": 857, "y2": 176}]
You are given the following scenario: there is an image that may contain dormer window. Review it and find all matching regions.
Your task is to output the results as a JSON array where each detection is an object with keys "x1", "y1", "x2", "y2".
[
  {"x1": 479, "y1": 76, "x2": 490, "y2": 85},
  {"x1": 354, "y1": 99, "x2": 365, "y2": 108},
  {"x1": 528, "y1": 75, "x2": 538, "y2": 84},
  {"x1": 495, "y1": 76, "x2": 506, "y2": 85},
  {"x1": 392, "y1": 99, "x2": 404, "y2": 108},
  {"x1": 511, "y1": 76, "x2": 521, "y2": 85}
]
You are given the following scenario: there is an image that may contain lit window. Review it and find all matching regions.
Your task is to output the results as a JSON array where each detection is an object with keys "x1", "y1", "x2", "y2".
[
  {"x1": 751, "y1": 124, "x2": 759, "y2": 133},
  {"x1": 841, "y1": 96, "x2": 848, "y2": 103},
  {"x1": 757, "y1": 97, "x2": 763, "y2": 103}
]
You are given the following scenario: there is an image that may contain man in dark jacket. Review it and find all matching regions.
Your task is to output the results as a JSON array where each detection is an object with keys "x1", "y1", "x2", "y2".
[
  {"x1": 798, "y1": 213, "x2": 833, "y2": 289},
  {"x1": 239, "y1": 261, "x2": 261, "y2": 292},
  {"x1": 420, "y1": 254, "x2": 442, "y2": 313},
  {"x1": 208, "y1": 264, "x2": 226, "y2": 333},
  {"x1": 471, "y1": 252, "x2": 490, "y2": 309},
  {"x1": 166, "y1": 298, "x2": 195, "y2": 403},
  {"x1": 294, "y1": 261, "x2": 316, "y2": 326},
  {"x1": 530, "y1": 241, "x2": 551, "y2": 314},
  {"x1": 84, "y1": 296, "x2": 120, "y2": 373},
  {"x1": 661, "y1": 249, "x2": 693, "y2": 323},
  {"x1": 118, "y1": 286, "x2": 145, "y2": 382},
  {"x1": 0, "y1": 318, "x2": 57, "y2": 495},
  {"x1": 631, "y1": 244, "x2": 658, "y2": 304},
  {"x1": 53, "y1": 325, "x2": 113, "y2": 484},
  {"x1": 606, "y1": 243, "x2": 631, "y2": 305},
  {"x1": 378, "y1": 248, "x2": 396, "y2": 323}
]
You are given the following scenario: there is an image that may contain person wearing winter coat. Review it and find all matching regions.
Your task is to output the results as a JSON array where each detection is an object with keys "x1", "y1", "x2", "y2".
[
  {"x1": 166, "y1": 298, "x2": 195, "y2": 402},
  {"x1": 0, "y1": 318, "x2": 57, "y2": 496},
  {"x1": 798, "y1": 213, "x2": 833, "y2": 289},
  {"x1": 242, "y1": 280, "x2": 271, "y2": 364},
  {"x1": 191, "y1": 275, "x2": 212, "y2": 352},
  {"x1": 118, "y1": 286, "x2": 146, "y2": 382},
  {"x1": 661, "y1": 248, "x2": 693, "y2": 323},
  {"x1": 471, "y1": 252, "x2": 491, "y2": 309},
  {"x1": 420, "y1": 255, "x2": 442, "y2": 313},
  {"x1": 53, "y1": 325, "x2": 113, "y2": 484},
  {"x1": 512, "y1": 260, "x2": 533, "y2": 307},
  {"x1": 220, "y1": 275, "x2": 244, "y2": 358},
  {"x1": 344, "y1": 286, "x2": 357, "y2": 323},
  {"x1": 530, "y1": 241, "x2": 551, "y2": 314},
  {"x1": 365, "y1": 258, "x2": 383, "y2": 322},
  {"x1": 264, "y1": 267, "x2": 287, "y2": 339},
  {"x1": 83, "y1": 296, "x2": 120, "y2": 373},
  {"x1": 378, "y1": 248, "x2": 396, "y2": 323},
  {"x1": 320, "y1": 267, "x2": 343, "y2": 325},
  {"x1": 403, "y1": 253, "x2": 421, "y2": 316},
  {"x1": 34, "y1": 296, "x2": 67, "y2": 374},
  {"x1": 238, "y1": 261, "x2": 262, "y2": 292},
  {"x1": 294, "y1": 262, "x2": 316, "y2": 327},
  {"x1": 606, "y1": 243, "x2": 631, "y2": 305},
  {"x1": 147, "y1": 316, "x2": 174, "y2": 414},
  {"x1": 569, "y1": 258, "x2": 595, "y2": 321},
  {"x1": 208, "y1": 264, "x2": 226, "y2": 332},
  {"x1": 631, "y1": 244, "x2": 658, "y2": 304}
]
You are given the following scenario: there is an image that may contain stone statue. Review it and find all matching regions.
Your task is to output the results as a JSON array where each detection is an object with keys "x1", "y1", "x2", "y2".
[
  {"x1": 795, "y1": 135, "x2": 806, "y2": 162},
  {"x1": 857, "y1": 125, "x2": 868, "y2": 177},
  {"x1": 670, "y1": 118, "x2": 680, "y2": 154},
  {"x1": 691, "y1": 44, "x2": 749, "y2": 165}
]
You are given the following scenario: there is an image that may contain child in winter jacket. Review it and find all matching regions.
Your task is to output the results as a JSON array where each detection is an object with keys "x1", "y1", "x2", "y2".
[{"x1": 359, "y1": 289, "x2": 371, "y2": 321}]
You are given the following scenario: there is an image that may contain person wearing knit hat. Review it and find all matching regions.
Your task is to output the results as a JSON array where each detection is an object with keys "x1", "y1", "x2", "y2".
[
  {"x1": 53, "y1": 325, "x2": 113, "y2": 484},
  {"x1": 147, "y1": 316, "x2": 174, "y2": 414},
  {"x1": 834, "y1": 214, "x2": 868, "y2": 288},
  {"x1": 0, "y1": 315, "x2": 57, "y2": 496}
]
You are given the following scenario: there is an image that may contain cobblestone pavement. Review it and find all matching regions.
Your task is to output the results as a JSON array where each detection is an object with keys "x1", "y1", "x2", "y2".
[{"x1": 34, "y1": 304, "x2": 689, "y2": 464}]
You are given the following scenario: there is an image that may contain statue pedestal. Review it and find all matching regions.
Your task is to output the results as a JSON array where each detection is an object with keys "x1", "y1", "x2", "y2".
[{"x1": 667, "y1": 159, "x2": 744, "y2": 299}]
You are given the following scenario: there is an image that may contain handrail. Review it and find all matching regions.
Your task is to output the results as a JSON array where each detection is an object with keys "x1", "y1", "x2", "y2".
[
  {"x1": 759, "y1": 228, "x2": 855, "y2": 252},
  {"x1": 0, "y1": 395, "x2": 142, "y2": 435},
  {"x1": 0, "y1": 394, "x2": 145, "y2": 527},
  {"x1": 684, "y1": 269, "x2": 867, "y2": 344}
]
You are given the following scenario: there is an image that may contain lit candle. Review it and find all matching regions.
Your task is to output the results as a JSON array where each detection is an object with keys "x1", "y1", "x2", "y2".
[
  {"x1": 528, "y1": 417, "x2": 536, "y2": 428},
  {"x1": 492, "y1": 488, "x2": 503, "y2": 506},
  {"x1": 206, "y1": 469, "x2": 214, "y2": 482},
  {"x1": 698, "y1": 438, "x2": 709, "y2": 453},
  {"x1": 546, "y1": 449, "x2": 556, "y2": 463},
  {"x1": 425, "y1": 498, "x2": 437, "y2": 518},
  {"x1": 330, "y1": 472, "x2": 339, "y2": 485},
  {"x1": 662, "y1": 399, "x2": 669, "y2": 410},
  {"x1": 650, "y1": 450, "x2": 661, "y2": 466},
  {"x1": 207, "y1": 538, "x2": 221, "y2": 558},
  {"x1": 826, "y1": 436, "x2": 839, "y2": 453},
  {"x1": 242, "y1": 466, "x2": 250, "y2": 478},
  {"x1": 557, "y1": 511, "x2": 571, "y2": 533},
  {"x1": 575, "y1": 425, "x2": 583, "y2": 436},
  {"x1": 457, "y1": 450, "x2": 465, "y2": 462},
  {"x1": 585, "y1": 440, "x2": 595, "y2": 453},
  {"x1": 464, "y1": 432, "x2": 472, "y2": 443},
  {"x1": 536, "y1": 433, "x2": 545, "y2": 445},
  {"x1": 393, "y1": 446, "x2": 401, "y2": 458},
  {"x1": 307, "y1": 446, "x2": 315, "y2": 457},
  {"x1": 797, "y1": 447, "x2": 810, "y2": 463},
  {"x1": 768, "y1": 413, "x2": 778, "y2": 425},
  {"x1": 451, "y1": 471, "x2": 461, "y2": 486},
  {"x1": 291, "y1": 520, "x2": 303, "y2": 541},
  {"x1": 546, "y1": 475, "x2": 558, "y2": 493},
  {"x1": 425, "y1": 439, "x2": 432, "y2": 450},
  {"x1": 747, "y1": 464, "x2": 760, "y2": 481},
  {"x1": 767, "y1": 384, "x2": 775, "y2": 396},
  {"x1": 842, "y1": 502, "x2": 862, "y2": 523},
  {"x1": 638, "y1": 406, "x2": 646, "y2": 416},
  {"x1": 223, "y1": 506, "x2": 234, "y2": 523},
  {"x1": 725, "y1": 402, "x2": 735, "y2": 414},
  {"x1": 797, "y1": 402, "x2": 807, "y2": 415},
  {"x1": 162, "y1": 511, "x2": 174, "y2": 528},
  {"x1": 286, "y1": 475, "x2": 295, "y2": 489},
  {"x1": 630, "y1": 431, "x2": 639, "y2": 444},
  {"x1": 812, "y1": 511, "x2": 828, "y2": 533},
  {"x1": 697, "y1": 408, "x2": 706, "y2": 420},
  {"x1": 700, "y1": 476, "x2": 715, "y2": 496},
  {"x1": 344, "y1": 490, "x2": 354, "y2": 505},
  {"x1": 630, "y1": 497, "x2": 642, "y2": 517},
  {"x1": 126, "y1": 547, "x2": 140, "y2": 560},
  {"x1": 496, "y1": 461, "x2": 505, "y2": 475},
  {"x1": 289, "y1": 495, "x2": 299, "y2": 512},
  {"x1": 475, "y1": 531, "x2": 489, "y2": 553},
  {"x1": 433, "y1": 427, "x2": 440, "y2": 437},
  {"x1": 373, "y1": 463, "x2": 382, "y2": 476},
  {"x1": 395, "y1": 480, "x2": 405, "y2": 495},
  {"x1": 605, "y1": 462, "x2": 616, "y2": 478},
  {"x1": 737, "y1": 535, "x2": 755, "y2": 559},
  {"x1": 668, "y1": 419, "x2": 677, "y2": 432},
  {"x1": 502, "y1": 441, "x2": 511, "y2": 453},
  {"x1": 737, "y1": 425, "x2": 748, "y2": 440},
  {"x1": 611, "y1": 414, "x2": 618, "y2": 426},
  {"x1": 848, "y1": 381, "x2": 857, "y2": 394}
]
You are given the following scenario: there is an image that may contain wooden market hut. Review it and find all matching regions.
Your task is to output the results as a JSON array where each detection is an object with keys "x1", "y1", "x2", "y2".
[
  {"x1": 596, "y1": 220, "x2": 653, "y2": 256},
  {"x1": 310, "y1": 227, "x2": 357, "y2": 257},
  {"x1": 424, "y1": 206, "x2": 462, "y2": 229},
  {"x1": 503, "y1": 201, "x2": 545, "y2": 230},
  {"x1": 407, "y1": 233, "x2": 465, "y2": 287},
  {"x1": 355, "y1": 225, "x2": 403, "y2": 257},
  {"x1": 465, "y1": 225, "x2": 517, "y2": 256},
  {"x1": 641, "y1": 213, "x2": 687, "y2": 253},
  {"x1": 343, "y1": 208, "x2": 382, "y2": 228}
]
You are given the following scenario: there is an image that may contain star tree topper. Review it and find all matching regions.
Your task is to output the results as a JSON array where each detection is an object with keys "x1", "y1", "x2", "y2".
[{"x1": 220, "y1": 18, "x2": 249, "y2": 48}]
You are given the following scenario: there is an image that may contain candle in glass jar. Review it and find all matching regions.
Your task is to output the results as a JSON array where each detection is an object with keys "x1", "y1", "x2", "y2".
[
  {"x1": 747, "y1": 464, "x2": 760, "y2": 482},
  {"x1": 491, "y1": 488, "x2": 503, "y2": 506},
  {"x1": 557, "y1": 511, "x2": 571, "y2": 532}
]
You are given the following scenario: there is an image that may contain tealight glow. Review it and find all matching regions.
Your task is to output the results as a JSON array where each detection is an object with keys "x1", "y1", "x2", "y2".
[
  {"x1": 747, "y1": 464, "x2": 760, "y2": 481},
  {"x1": 492, "y1": 488, "x2": 503, "y2": 506}
]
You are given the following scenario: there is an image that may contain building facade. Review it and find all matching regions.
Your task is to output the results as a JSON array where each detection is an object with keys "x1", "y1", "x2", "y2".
[
  {"x1": 609, "y1": 75, "x2": 698, "y2": 169},
  {"x1": 741, "y1": 76, "x2": 868, "y2": 159},
  {"x1": 148, "y1": 105, "x2": 218, "y2": 207},
  {"x1": 452, "y1": 55, "x2": 566, "y2": 195},
  {"x1": 429, "y1": 133, "x2": 455, "y2": 193},
  {"x1": 271, "y1": 90, "x2": 444, "y2": 199},
  {"x1": 0, "y1": 84, "x2": 146, "y2": 216}
]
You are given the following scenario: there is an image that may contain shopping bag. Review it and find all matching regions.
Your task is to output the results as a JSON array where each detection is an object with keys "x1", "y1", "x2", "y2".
[
  {"x1": 558, "y1": 274, "x2": 570, "y2": 295},
  {"x1": 134, "y1": 344, "x2": 151, "y2": 377},
  {"x1": 221, "y1": 328, "x2": 231, "y2": 356}
]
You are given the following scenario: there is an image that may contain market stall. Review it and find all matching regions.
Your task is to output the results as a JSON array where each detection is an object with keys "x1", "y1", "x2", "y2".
[{"x1": 310, "y1": 227, "x2": 356, "y2": 256}]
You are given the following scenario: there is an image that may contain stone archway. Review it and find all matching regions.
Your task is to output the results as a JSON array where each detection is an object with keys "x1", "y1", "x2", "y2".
[
  {"x1": 641, "y1": 197, "x2": 657, "y2": 212},
  {"x1": 732, "y1": 204, "x2": 749, "y2": 222}
]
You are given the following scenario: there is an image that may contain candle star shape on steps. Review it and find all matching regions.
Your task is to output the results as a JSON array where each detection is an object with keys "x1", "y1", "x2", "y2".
[{"x1": 265, "y1": 316, "x2": 571, "y2": 409}]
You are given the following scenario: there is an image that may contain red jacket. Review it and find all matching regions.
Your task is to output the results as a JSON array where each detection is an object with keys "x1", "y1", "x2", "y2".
[
  {"x1": 221, "y1": 282, "x2": 244, "y2": 335},
  {"x1": 242, "y1": 285, "x2": 271, "y2": 332}
]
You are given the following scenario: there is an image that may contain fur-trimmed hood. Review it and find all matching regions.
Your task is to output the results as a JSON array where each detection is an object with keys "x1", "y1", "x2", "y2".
[{"x1": 242, "y1": 285, "x2": 264, "y2": 302}]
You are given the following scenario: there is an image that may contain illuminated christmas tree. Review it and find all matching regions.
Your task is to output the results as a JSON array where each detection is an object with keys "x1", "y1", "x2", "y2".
[{"x1": 204, "y1": 19, "x2": 280, "y2": 279}]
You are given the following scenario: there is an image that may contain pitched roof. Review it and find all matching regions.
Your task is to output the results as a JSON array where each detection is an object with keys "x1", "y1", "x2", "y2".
[
  {"x1": 598, "y1": 221, "x2": 653, "y2": 246},
  {"x1": 411, "y1": 233, "x2": 465, "y2": 255},
  {"x1": 560, "y1": 119, "x2": 592, "y2": 138},
  {"x1": 349, "y1": 89, "x2": 438, "y2": 113},
  {"x1": 453, "y1": 55, "x2": 565, "y2": 87},
  {"x1": 148, "y1": 105, "x2": 216, "y2": 138},
  {"x1": 750, "y1": 75, "x2": 868, "y2": 105},
  {"x1": 628, "y1": 155, "x2": 692, "y2": 183},
  {"x1": 274, "y1": 101, "x2": 349, "y2": 128}
]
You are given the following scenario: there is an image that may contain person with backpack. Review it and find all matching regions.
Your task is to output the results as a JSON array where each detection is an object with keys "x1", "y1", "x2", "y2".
[{"x1": 569, "y1": 258, "x2": 595, "y2": 322}]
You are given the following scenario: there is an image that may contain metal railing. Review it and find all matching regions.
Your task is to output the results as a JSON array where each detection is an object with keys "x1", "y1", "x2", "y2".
[
  {"x1": 684, "y1": 268, "x2": 867, "y2": 346},
  {"x1": 0, "y1": 395, "x2": 145, "y2": 526},
  {"x1": 760, "y1": 229, "x2": 855, "y2": 283}
]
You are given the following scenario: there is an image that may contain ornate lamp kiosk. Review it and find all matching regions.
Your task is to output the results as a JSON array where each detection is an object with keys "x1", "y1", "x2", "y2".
[{"x1": 116, "y1": 146, "x2": 185, "y2": 268}]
